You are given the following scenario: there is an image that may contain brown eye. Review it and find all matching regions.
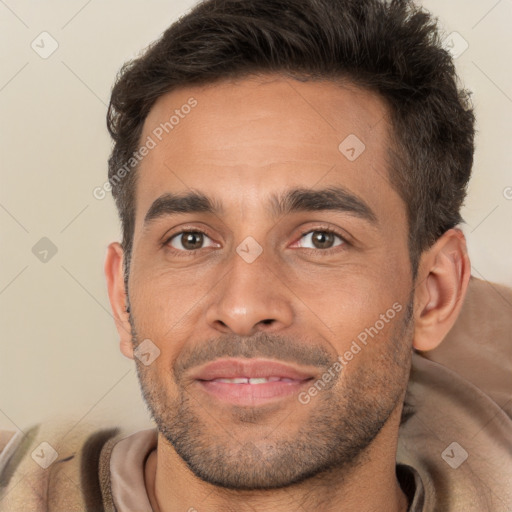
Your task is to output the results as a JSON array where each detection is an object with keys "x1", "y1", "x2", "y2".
[
  {"x1": 169, "y1": 231, "x2": 213, "y2": 251},
  {"x1": 311, "y1": 231, "x2": 334, "y2": 249},
  {"x1": 297, "y1": 230, "x2": 344, "y2": 250}
]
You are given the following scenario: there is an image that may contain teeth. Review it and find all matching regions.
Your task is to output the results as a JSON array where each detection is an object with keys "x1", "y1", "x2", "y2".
[
  {"x1": 248, "y1": 378, "x2": 269, "y2": 384},
  {"x1": 216, "y1": 378, "x2": 249, "y2": 384},
  {"x1": 213, "y1": 377, "x2": 295, "y2": 384}
]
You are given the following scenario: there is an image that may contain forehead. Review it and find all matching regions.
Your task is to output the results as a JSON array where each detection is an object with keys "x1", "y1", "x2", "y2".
[{"x1": 134, "y1": 75, "x2": 401, "y2": 229}]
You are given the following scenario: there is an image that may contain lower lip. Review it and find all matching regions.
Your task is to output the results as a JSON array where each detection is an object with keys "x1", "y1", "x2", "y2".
[{"x1": 197, "y1": 379, "x2": 312, "y2": 406}]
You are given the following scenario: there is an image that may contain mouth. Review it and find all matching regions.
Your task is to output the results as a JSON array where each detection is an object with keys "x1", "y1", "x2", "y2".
[
  {"x1": 206, "y1": 376, "x2": 302, "y2": 384},
  {"x1": 190, "y1": 358, "x2": 316, "y2": 406}
]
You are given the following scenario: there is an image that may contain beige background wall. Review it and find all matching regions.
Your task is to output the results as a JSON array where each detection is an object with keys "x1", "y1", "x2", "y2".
[{"x1": 1, "y1": 0, "x2": 511, "y2": 433}]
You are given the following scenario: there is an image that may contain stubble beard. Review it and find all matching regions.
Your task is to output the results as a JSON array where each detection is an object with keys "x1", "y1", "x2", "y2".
[{"x1": 130, "y1": 300, "x2": 414, "y2": 490}]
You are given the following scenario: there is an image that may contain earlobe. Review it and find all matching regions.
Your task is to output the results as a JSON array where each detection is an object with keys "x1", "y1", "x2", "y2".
[
  {"x1": 104, "y1": 242, "x2": 134, "y2": 359},
  {"x1": 413, "y1": 228, "x2": 471, "y2": 352}
]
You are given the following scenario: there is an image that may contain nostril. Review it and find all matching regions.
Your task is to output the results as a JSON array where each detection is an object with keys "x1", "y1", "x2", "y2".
[{"x1": 260, "y1": 319, "x2": 274, "y2": 325}]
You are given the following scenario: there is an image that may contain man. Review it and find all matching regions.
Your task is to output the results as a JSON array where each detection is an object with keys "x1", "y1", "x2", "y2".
[{"x1": 1, "y1": 0, "x2": 511, "y2": 510}]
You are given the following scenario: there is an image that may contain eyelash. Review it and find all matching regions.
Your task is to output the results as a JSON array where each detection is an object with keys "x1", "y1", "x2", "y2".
[
  {"x1": 296, "y1": 227, "x2": 348, "y2": 254},
  {"x1": 163, "y1": 229, "x2": 217, "y2": 258},
  {"x1": 163, "y1": 226, "x2": 349, "y2": 257}
]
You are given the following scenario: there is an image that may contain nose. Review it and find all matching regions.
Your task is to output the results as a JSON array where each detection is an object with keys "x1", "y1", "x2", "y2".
[{"x1": 205, "y1": 245, "x2": 294, "y2": 336}]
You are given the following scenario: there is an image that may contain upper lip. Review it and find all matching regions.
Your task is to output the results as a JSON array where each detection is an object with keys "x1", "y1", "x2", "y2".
[{"x1": 190, "y1": 358, "x2": 317, "y2": 381}]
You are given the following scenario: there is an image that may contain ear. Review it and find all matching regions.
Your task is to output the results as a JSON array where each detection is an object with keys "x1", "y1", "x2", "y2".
[
  {"x1": 413, "y1": 228, "x2": 471, "y2": 352},
  {"x1": 104, "y1": 242, "x2": 134, "y2": 359}
]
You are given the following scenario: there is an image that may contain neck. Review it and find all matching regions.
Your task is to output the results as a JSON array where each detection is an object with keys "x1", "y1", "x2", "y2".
[{"x1": 144, "y1": 413, "x2": 409, "y2": 512}]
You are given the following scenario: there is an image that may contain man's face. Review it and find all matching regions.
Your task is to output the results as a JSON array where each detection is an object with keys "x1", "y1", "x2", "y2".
[{"x1": 127, "y1": 75, "x2": 415, "y2": 489}]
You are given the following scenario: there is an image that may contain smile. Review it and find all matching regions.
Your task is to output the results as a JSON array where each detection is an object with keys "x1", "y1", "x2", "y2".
[
  {"x1": 209, "y1": 377, "x2": 300, "y2": 384},
  {"x1": 196, "y1": 377, "x2": 313, "y2": 406}
]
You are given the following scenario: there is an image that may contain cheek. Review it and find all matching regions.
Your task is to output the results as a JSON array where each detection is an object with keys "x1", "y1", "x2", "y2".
[
  {"x1": 324, "y1": 293, "x2": 401, "y2": 351},
  {"x1": 288, "y1": 261, "x2": 409, "y2": 351},
  {"x1": 129, "y1": 265, "x2": 215, "y2": 335},
  {"x1": 137, "y1": 360, "x2": 182, "y2": 411}
]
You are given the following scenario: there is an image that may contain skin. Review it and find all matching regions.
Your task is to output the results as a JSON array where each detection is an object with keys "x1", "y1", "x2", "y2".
[{"x1": 105, "y1": 74, "x2": 471, "y2": 512}]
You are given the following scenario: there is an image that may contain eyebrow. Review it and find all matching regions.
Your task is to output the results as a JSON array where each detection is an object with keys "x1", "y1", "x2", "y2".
[{"x1": 143, "y1": 186, "x2": 377, "y2": 227}]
